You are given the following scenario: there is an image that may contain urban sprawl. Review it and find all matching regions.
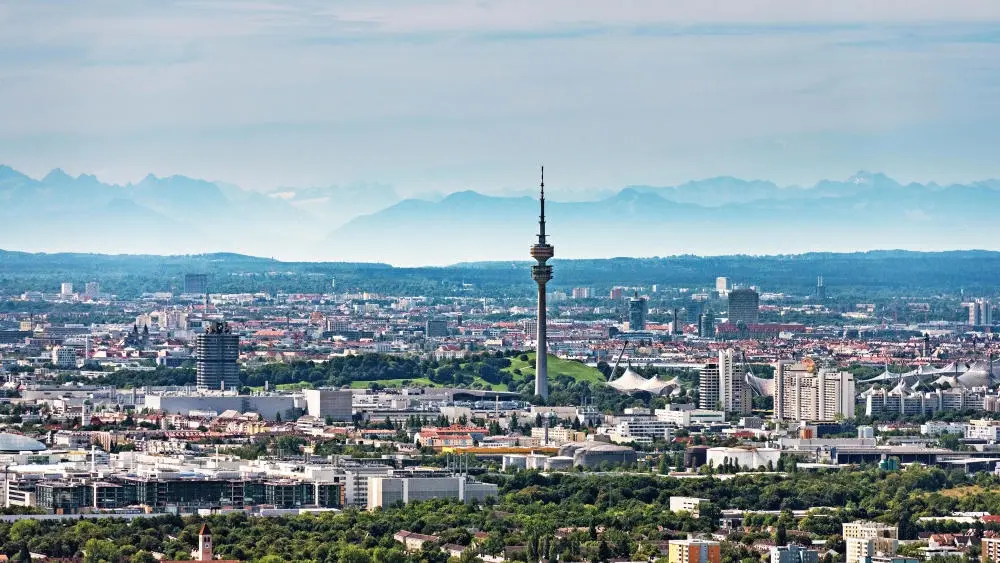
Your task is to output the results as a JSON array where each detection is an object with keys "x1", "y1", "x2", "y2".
[{"x1": 0, "y1": 193, "x2": 999, "y2": 562}]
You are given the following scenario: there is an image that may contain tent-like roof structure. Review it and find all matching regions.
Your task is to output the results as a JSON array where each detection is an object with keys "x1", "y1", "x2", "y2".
[
  {"x1": 861, "y1": 361, "x2": 998, "y2": 389},
  {"x1": 607, "y1": 367, "x2": 651, "y2": 394},
  {"x1": 638, "y1": 374, "x2": 682, "y2": 396}
]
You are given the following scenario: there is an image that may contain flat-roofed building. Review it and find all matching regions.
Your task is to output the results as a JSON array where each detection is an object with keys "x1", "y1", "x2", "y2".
[{"x1": 668, "y1": 539, "x2": 721, "y2": 563}]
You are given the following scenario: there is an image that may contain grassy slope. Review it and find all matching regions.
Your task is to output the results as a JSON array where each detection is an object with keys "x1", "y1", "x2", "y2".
[
  {"x1": 260, "y1": 354, "x2": 605, "y2": 391},
  {"x1": 349, "y1": 377, "x2": 435, "y2": 389},
  {"x1": 503, "y1": 353, "x2": 605, "y2": 385}
]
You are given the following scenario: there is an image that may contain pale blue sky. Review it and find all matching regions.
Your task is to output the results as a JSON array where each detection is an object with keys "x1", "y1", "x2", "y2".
[{"x1": 3, "y1": 1, "x2": 1000, "y2": 195}]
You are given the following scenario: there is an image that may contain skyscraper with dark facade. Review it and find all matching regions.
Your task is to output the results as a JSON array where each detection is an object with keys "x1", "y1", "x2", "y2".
[
  {"x1": 196, "y1": 321, "x2": 239, "y2": 390},
  {"x1": 628, "y1": 294, "x2": 647, "y2": 331},
  {"x1": 530, "y1": 167, "x2": 553, "y2": 400},
  {"x1": 184, "y1": 273, "x2": 209, "y2": 295},
  {"x1": 728, "y1": 289, "x2": 760, "y2": 325}
]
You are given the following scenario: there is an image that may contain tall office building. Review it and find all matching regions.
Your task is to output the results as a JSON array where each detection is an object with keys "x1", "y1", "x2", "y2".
[
  {"x1": 425, "y1": 319, "x2": 448, "y2": 339},
  {"x1": 628, "y1": 294, "x2": 647, "y2": 331},
  {"x1": 843, "y1": 522, "x2": 898, "y2": 563},
  {"x1": 728, "y1": 288, "x2": 760, "y2": 325},
  {"x1": 773, "y1": 362, "x2": 855, "y2": 422},
  {"x1": 184, "y1": 273, "x2": 209, "y2": 295},
  {"x1": 84, "y1": 282, "x2": 100, "y2": 298},
  {"x1": 60, "y1": 282, "x2": 73, "y2": 296},
  {"x1": 816, "y1": 276, "x2": 826, "y2": 300},
  {"x1": 529, "y1": 167, "x2": 554, "y2": 400},
  {"x1": 571, "y1": 287, "x2": 592, "y2": 299},
  {"x1": 699, "y1": 310, "x2": 715, "y2": 339},
  {"x1": 699, "y1": 350, "x2": 750, "y2": 414},
  {"x1": 196, "y1": 321, "x2": 240, "y2": 390}
]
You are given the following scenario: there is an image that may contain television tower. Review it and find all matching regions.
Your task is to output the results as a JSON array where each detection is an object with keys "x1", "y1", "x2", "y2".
[{"x1": 530, "y1": 166, "x2": 554, "y2": 400}]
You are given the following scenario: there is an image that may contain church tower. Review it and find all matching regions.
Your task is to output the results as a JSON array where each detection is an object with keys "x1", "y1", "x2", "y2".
[{"x1": 198, "y1": 524, "x2": 213, "y2": 561}]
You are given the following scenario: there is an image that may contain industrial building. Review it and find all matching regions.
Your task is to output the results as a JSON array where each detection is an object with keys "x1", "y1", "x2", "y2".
[
  {"x1": 145, "y1": 393, "x2": 301, "y2": 420},
  {"x1": 557, "y1": 440, "x2": 637, "y2": 468},
  {"x1": 705, "y1": 447, "x2": 780, "y2": 470},
  {"x1": 366, "y1": 475, "x2": 498, "y2": 509},
  {"x1": 304, "y1": 389, "x2": 353, "y2": 422}
]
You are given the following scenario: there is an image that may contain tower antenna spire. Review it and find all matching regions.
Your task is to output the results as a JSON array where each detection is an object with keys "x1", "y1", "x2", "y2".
[{"x1": 538, "y1": 165, "x2": 546, "y2": 245}]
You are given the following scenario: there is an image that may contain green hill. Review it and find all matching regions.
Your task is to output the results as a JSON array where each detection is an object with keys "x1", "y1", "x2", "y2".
[{"x1": 503, "y1": 353, "x2": 605, "y2": 385}]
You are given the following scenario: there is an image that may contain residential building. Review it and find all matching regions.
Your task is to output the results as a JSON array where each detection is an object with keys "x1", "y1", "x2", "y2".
[
  {"x1": 668, "y1": 539, "x2": 721, "y2": 563},
  {"x1": 843, "y1": 521, "x2": 898, "y2": 563},
  {"x1": 771, "y1": 545, "x2": 819, "y2": 563},
  {"x1": 966, "y1": 419, "x2": 1000, "y2": 441},
  {"x1": 669, "y1": 496, "x2": 708, "y2": 517},
  {"x1": 84, "y1": 281, "x2": 100, "y2": 298},
  {"x1": 773, "y1": 363, "x2": 856, "y2": 422},
  {"x1": 699, "y1": 350, "x2": 750, "y2": 414},
  {"x1": 969, "y1": 299, "x2": 993, "y2": 326},
  {"x1": 982, "y1": 537, "x2": 1000, "y2": 563},
  {"x1": 715, "y1": 277, "x2": 730, "y2": 297}
]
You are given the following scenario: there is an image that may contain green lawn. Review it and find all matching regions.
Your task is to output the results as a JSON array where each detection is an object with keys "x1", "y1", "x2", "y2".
[
  {"x1": 246, "y1": 354, "x2": 604, "y2": 393},
  {"x1": 503, "y1": 353, "x2": 605, "y2": 385},
  {"x1": 349, "y1": 377, "x2": 436, "y2": 389}
]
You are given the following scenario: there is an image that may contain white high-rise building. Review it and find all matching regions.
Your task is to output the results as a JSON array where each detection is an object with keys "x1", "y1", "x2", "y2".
[
  {"x1": 843, "y1": 521, "x2": 898, "y2": 563},
  {"x1": 715, "y1": 277, "x2": 730, "y2": 297},
  {"x1": 968, "y1": 299, "x2": 993, "y2": 326},
  {"x1": 699, "y1": 350, "x2": 750, "y2": 414},
  {"x1": 774, "y1": 362, "x2": 855, "y2": 422},
  {"x1": 60, "y1": 282, "x2": 73, "y2": 296}
]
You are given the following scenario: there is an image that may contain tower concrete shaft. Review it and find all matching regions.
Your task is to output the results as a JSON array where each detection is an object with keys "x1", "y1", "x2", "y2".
[{"x1": 530, "y1": 166, "x2": 554, "y2": 400}]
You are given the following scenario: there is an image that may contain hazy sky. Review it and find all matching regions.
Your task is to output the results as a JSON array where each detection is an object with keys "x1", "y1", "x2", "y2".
[{"x1": 3, "y1": 1, "x2": 1000, "y2": 195}]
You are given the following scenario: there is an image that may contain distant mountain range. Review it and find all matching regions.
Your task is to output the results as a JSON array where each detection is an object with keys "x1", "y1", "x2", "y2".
[{"x1": 2, "y1": 165, "x2": 1000, "y2": 265}]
